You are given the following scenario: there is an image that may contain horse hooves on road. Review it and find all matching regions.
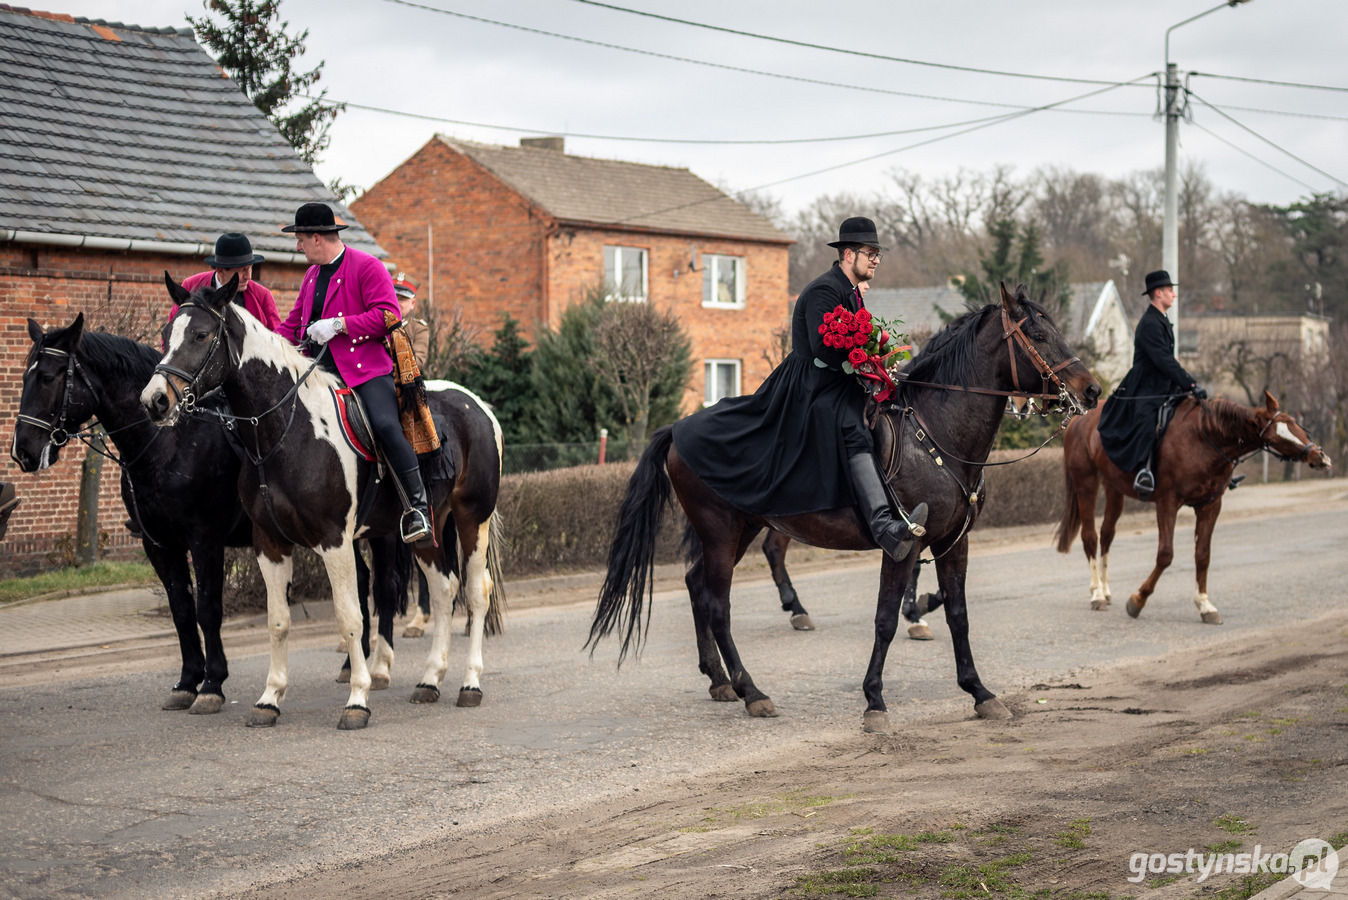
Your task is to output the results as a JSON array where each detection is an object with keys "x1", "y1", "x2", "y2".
[
  {"x1": 402, "y1": 625, "x2": 425, "y2": 638},
  {"x1": 410, "y1": 683, "x2": 440, "y2": 704},
  {"x1": 1126, "y1": 598, "x2": 1144, "y2": 619},
  {"x1": 456, "y1": 687, "x2": 483, "y2": 707},
  {"x1": 245, "y1": 705, "x2": 279, "y2": 728},
  {"x1": 338, "y1": 706, "x2": 370, "y2": 730},
  {"x1": 162, "y1": 690, "x2": 196, "y2": 711},
  {"x1": 370, "y1": 673, "x2": 391, "y2": 691},
  {"x1": 708, "y1": 684, "x2": 738, "y2": 702},
  {"x1": 789, "y1": 613, "x2": 816, "y2": 631},
  {"x1": 1090, "y1": 599, "x2": 1109, "y2": 611},
  {"x1": 862, "y1": 710, "x2": 891, "y2": 734},
  {"x1": 746, "y1": 698, "x2": 778, "y2": 718},
  {"x1": 335, "y1": 668, "x2": 351, "y2": 684},
  {"x1": 1200, "y1": 611, "x2": 1223, "y2": 625},
  {"x1": 188, "y1": 694, "x2": 224, "y2": 715},
  {"x1": 907, "y1": 623, "x2": 934, "y2": 641},
  {"x1": 974, "y1": 698, "x2": 1013, "y2": 720}
]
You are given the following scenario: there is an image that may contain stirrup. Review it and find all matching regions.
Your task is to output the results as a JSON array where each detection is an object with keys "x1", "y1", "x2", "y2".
[
  {"x1": 400, "y1": 508, "x2": 431, "y2": 544},
  {"x1": 1133, "y1": 468, "x2": 1154, "y2": 500}
]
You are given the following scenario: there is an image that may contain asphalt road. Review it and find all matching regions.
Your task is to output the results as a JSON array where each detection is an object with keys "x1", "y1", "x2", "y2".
[{"x1": 1, "y1": 484, "x2": 1345, "y2": 899}]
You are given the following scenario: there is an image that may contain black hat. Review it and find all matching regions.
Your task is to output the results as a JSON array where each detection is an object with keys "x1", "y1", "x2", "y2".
[
  {"x1": 827, "y1": 216, "x2": 889, "y2": 251},
  {"x1": 204, "y1": 232, "x2": 264, "y2": 268},
  {"x1": 281, "y1": 202, "x2": 349, "y2": 233},
  {"x1": 1142, "y1": 270, "x2": 1176, "y2": 295}
]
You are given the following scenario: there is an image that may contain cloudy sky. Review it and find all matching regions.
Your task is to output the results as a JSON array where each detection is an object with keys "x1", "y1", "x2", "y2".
[{"x1": 58, "y1": 0, "x2": 1348, "y2": 216}]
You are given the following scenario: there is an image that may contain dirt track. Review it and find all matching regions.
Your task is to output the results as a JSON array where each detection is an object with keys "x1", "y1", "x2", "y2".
[{"x1": 233, "y1": 609, "x2": 1348, "y2": 899}]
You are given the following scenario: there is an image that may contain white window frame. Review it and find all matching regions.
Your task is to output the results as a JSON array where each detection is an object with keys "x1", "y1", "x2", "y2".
[
  {"x1": 603, "y1": 245, "x2": 648, "y2": 302},
  {"x1": 701, "y1": 254, "x2": 747, "y2": 309},
  {"x1": 703, "y1": 358, "x2": 742, "y2": 406}
]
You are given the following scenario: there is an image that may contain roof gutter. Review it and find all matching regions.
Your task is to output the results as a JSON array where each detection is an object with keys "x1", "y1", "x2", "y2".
[{"x1": 0, "y1": 229, "x2": 396, "y2": 270}]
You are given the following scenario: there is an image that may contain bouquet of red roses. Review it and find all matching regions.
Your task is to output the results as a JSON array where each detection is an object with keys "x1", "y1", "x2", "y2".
[{"x1": 818, "y1": 305, "x2": 911, "y2": 403}]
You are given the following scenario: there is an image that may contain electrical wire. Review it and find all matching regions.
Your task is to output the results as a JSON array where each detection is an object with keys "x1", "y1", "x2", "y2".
[
  {"x1": 1188, "y1": 92, "x2": 1348, "y2": 189},
  {"x1": 1209, "y1": 103, "x2": 1348, "y2": 124},
  {"x1": 1190, "y1": 71, "x2": 1348, "y2": 94},
  {"x1": 1187, "y1": 120, "x2": 1317, "y2": 192}
]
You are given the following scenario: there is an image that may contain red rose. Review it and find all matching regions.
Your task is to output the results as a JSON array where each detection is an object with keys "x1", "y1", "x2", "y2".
[
  {"x1": 823, "y1": 312, "x2": 836, "y2": 325},
  {"x1": 818, "y1": 323, "x2": 828, "y2": 335},
  {"x1": 848, "y1": 348, "x2": 869, "y2": 366}
]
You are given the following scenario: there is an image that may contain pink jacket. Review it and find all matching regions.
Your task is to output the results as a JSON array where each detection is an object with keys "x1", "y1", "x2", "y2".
[
  {"x1": 276, "y1": 246, "x2": 399, "y2": 387},
  {"x1": 173, "y1": 271, "x2": 282, "y2": 332}
]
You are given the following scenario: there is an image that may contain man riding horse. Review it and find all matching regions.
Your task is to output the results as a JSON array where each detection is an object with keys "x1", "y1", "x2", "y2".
[
  {"x1": 672, "y1": 217, "x2": 927, "y2": 562},
  {"x1": 1096, "y1": 269, "x2": 1207, "y2": 500}
]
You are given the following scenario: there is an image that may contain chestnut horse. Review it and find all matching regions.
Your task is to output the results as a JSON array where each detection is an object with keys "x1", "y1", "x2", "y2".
[{"x1": 1056, "y1": 391, "x2": 1331, "y2": 623}]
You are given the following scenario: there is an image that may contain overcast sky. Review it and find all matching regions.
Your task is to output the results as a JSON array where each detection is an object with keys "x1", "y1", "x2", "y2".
[{"x1": 56, "y1": 0, "x2": 1348, "y2": 218}]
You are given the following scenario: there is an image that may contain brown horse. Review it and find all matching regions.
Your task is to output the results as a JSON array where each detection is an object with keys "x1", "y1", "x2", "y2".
[{"x1": 1056, "y1": 391, "x2": 1331, "y2": 624}]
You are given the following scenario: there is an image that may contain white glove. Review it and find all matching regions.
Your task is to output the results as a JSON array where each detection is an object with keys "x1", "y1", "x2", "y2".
[{"x1": 308, "y1": 317, "x2": 342, "y2": 344}]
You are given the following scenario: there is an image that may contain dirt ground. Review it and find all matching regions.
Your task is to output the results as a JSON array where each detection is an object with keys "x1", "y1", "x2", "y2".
[{"x1": 229, "y1": 608, "x2": 1348, "y2": 900}]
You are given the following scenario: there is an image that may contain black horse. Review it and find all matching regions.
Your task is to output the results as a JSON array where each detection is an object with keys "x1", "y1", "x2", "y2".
[
  {"x1": 590, "y1": 285, "x2": 1101, "y2": 732},
  {"x1": 142, "y1": 274, "x2": 505, "y2": 730}
]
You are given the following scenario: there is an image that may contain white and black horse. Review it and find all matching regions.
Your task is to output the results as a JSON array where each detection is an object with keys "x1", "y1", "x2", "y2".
[{"x1": 142, "y1": 274, "x2": 505, "y2": 730}]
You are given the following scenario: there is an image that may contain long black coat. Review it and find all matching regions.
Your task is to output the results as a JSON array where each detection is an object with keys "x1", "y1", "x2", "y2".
[
  {"x1": 672, "y1": 263, "x2": 871, "y2": 516},
  {"x1": 1096, "y1": 304, "x2": 1200, "y2": 473}
]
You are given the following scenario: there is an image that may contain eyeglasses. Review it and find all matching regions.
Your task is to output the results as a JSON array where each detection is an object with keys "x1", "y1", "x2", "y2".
[{"x1": 856, "y1": 249, "x2": 883, "y2": 263}]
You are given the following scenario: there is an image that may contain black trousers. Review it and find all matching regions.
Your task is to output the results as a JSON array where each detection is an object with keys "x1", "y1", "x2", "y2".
[{"x1": 353, "y1": 374, "x2": 417, "y2": 473}]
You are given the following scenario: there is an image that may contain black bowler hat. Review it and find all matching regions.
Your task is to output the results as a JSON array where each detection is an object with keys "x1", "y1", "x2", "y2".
[
  {"x1": 204, "y1": 232, "x2": 264, "y2": 268},
  {"x1": 1142, "y1": 270, "x2": 1176, "y2": 295},
  {"x1": 281, "y1": 202, "x2": 349, "y2": 233},
  {"x1": 827, "y1": 216, "x2": 889, "y2": 251}
]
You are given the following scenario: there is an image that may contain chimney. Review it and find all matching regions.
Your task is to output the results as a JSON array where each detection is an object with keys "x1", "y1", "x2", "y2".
[{"x1": 520, "y1": 136, "x2": 565, "y2": 152}]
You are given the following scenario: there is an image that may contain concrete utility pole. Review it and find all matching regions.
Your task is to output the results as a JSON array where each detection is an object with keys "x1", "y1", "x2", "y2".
[{"x1": 1163, "y1": 0, "x2": 1253, "y2": 355}]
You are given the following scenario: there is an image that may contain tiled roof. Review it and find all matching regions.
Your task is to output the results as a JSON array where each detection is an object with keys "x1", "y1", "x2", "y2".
[
  {"x1": 0, "y1": 6, "x2": 382, "y2": 256},
  {"x1": 440, "y1": 137, "x2": 791, "y2": 245}
]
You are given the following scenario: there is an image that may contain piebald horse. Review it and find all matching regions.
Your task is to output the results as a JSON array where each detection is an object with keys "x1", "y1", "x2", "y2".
[{"x1": 142, "y1": 274, "x2": 505, "y2": 729}]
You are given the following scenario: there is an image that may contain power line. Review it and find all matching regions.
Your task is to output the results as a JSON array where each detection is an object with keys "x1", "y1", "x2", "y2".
[
  {"x1": 1188, "y1": 91, "x2": 1348, "y2": 189},
  {"x1": 568, "y1": 0, "x2": 1145, "y2": 87},
  {"x1": 1190, "y1": 71, "x2": 1348, "y2": 94},
  {"x1": 1209, "y1": 102, "x2": 1348, "y2": 124},
  {"x1": 1187, "y1": 120, "x2": 1316, "y2": 192}
]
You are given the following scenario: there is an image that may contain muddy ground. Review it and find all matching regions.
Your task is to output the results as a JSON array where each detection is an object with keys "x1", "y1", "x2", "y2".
[{"x1": 231, "y1": 609, "x2": 1348, "y2": 900}]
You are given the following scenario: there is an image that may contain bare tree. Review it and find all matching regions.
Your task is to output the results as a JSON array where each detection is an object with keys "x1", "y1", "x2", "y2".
[
  {"x1": 590, "y1": 301, "x2": 693, "y2": 453},
  {"x1": 419, "y1": 300, "x2": 482, "y2": 381}
]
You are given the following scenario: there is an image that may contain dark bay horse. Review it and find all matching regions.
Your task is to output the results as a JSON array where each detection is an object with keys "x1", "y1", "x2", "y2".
[
  {"x1": 590, "y1": 285, "x2": 1101, "y2": 733},
  {"x1": 12, "y1": 315, "x2": 252, "y2": 714},
  {"x1": 1057, "y1": 391, "x2": 1331, "y2": 623},
  {"x1": 141, "y1": 275, "x2": 505, "y2": 729}
]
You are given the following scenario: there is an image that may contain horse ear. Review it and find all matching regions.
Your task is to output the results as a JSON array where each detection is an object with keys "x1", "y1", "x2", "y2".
[
  {"x1": 209, "y1": 273, "x2": 240, "y2": 311},
  {"x1": 48, "y1": 312, "x2": 84, "y2": 352},
  {"x1": 164, "y1": 271, "x2": 191, "y2": 306},
  {"x1": 1264, "y1": 390, "x2": 1279, "y2": 414},
  {"x1": 27, "y1": 318, "x2": 43, "y2": 343},
  {"x1": 999, "y1": 281, "x2": 1023, "y2": 314}
]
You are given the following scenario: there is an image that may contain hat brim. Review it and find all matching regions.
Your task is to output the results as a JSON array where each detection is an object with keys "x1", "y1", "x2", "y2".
[
  {"x1": 206, "y1": 253, "x2": 265, "y2": 267},
  {"x1": 828, "y1": 237, "x2": 890, "y2": 251},
  {"x1": 281, "y1": 223, "x2": 349, "y2": 233},
  {"x1": 1142, "y1": 281, "x2": 1176, "y2": 294}
]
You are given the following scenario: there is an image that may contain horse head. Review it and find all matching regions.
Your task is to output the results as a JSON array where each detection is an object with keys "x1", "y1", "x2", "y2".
[
  {"x1": 998, "y1": 282, "x2": 1101, "y2": 415},
  {"x1": 11, "y1": 314, "x2": 92, "y2": 472},
  {"x1": 1255, "y1": 391, "x2": 1332, "y2": 472},
  {"x1": 142, "y1": 272, "x2": 240, "y2": 426}
]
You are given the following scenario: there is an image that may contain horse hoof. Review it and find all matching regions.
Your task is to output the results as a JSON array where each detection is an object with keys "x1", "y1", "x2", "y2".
[
  {"x1": 338, "y1": 706, "x2": 370, "y2": 730},
  {"x1": 162, "y1": 690, "x2": 196, "y2": 711},
  {"x1": 709, "y1": 684, "x2": 738, "y2": 702},
  {"x1": 188, "y1": 693, "x2": 224, "y2": 715},
  {"x1": 335, "y1": 639, "x2": 348, "y2": 654},
  {"x1": 1090, "y1": 599, "x2": 1109, "y2": 611},
  {"x1": 1201, "y1": 611, "x2": 1223, "y2": 625},
  {"x1": 370, "y1": 673, "x2": 391, "y2": 691},
  {"x1": 789, "y1": 613, "x2": 816, "y2": 631},
  {"x1": 862, "y1": 710, "x2": 891, "y2": 734},
  {"x1": 245, "y1": 705, "x2": 280, "y2": 728},
  {"x1": 410, "y1": 683, "x2": 441, "y2": 704},
  {"x1": 456, "y1": 687, "x2": 483, "y2": 708},
  {"x1": 746, "y1": 698, "x2": 778, "y2": 718},
  {"x1": 402, "y1": 625, "x2": 425, "y2": 638},
  {"x1": 1126, "y1": 597, "x2": 1143, "y2": 619},
  {"x1": 975, "y1": 698, "x2": 1013, "y2": 720},
  {"x1": 907, "y1": 623, "x2": 933, "y2": 640},
  {"x1": 335, "y1": 668, "x2": 351, "y2": 684}
]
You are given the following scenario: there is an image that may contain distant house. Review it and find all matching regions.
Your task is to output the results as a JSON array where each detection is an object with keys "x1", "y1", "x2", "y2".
[
  {"x1": 864, "y1": 281, "x2": 1134, "y2": 389},
  {"x1": 352, "y1": 136, "x2": 793, "y2": 411},
  {"x1": 1183, "y1": 313, "x2": 1331, "y2": 402},
  {"x1": 0, "y1": 6, "x2": 385, "y2": 574}
]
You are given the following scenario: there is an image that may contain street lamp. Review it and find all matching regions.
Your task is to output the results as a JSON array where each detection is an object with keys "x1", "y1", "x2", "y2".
[{"x1": 1162, "y1": 0, "x2": 1253, "y2": 352}]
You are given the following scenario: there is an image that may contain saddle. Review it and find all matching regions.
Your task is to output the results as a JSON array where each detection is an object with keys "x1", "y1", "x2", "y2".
[{"x1": 331, "y1": 386, "x2": 458, "y2": 486}]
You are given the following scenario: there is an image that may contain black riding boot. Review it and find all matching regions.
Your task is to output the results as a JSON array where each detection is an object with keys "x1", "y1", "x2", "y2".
[
  {"x1": 395, "y1": 466, "x2": 433, "y2": 544},
  {"x1": 849, "y1": 452, "x2": 928, "y2": 563}
]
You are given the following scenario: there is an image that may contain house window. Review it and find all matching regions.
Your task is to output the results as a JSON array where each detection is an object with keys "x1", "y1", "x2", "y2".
[
  {"x1": 704, "y1": 359, "x2": 741, "y2": 405},
  {"x1": 603, "y1": 246, "x2": 647, "y2": 301},
  {"x1": 702, "y1": 254, "x2": 746, "y2": 308}
]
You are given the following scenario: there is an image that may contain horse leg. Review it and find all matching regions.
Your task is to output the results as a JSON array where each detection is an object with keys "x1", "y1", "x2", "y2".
[
  {"x1": 188, "y1": 542, "x2": 228, "y2": 714},
  {"x1": 762, "y1": 531, "x2": 813, "y2": 631},
  {"x1": 860, "y1": 556, "x2": 918, "y2": 733},
  {"x1": 1127, "y1": 496, "x2": 1179, "y2": 619},
  {"x1": 320, "y1": 542, "x2": 374, "y2": 730},
  {"x1": 697, "y1": 537, "x2": 776, "y2": 717},
  {"x1": 937, "y1": 541, "x2": 1007, "y2": 719},
  {"x1": 1098, "y1": 489, "x2": 1125, "y2": 609},
  {"x1": 246, "y1": 547, "x2": 293, "y2": 728},
  {"x1": 1074, "y1": 477, "x2": 1105, "y2": 610},
  {"x1": 685, "y1": 559, "x2": 735, "y2": 701},
  {"x1": 145, "y1": 542, "x2": 204, "y2": 711},
  {"x1": 338, "y1": 545, "x2": 372, "y2": 674},
  {"x1": 1192, "y1": 498, "x2": 1223, "y2": 625},
  {"x1": 410, "y1": 545, "x2": 460, "y2": 705},
  {"x1": 453, "y1": 516, "x2": 493, "y2": 707},
  {"x1": 366, "y1": 536, "x2": 403, "y2": 691},
  {"x1": 901, "y1": 569, "x2": 935, "y2": 640},
  {"x1": 402, "y1": 568, "x2": 432, "y2": 637}
]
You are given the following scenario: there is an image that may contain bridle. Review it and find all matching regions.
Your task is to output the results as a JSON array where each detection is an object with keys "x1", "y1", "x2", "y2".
[
  {"x1": 153, "y1": 300, "x2": 237, "y2": 416},
  {"x1": 1198, "y1": 401, "x2": 1321, "y2": 467},
  {"x1": 13, "y1": 344, "x2": 92, "y2": 454}
]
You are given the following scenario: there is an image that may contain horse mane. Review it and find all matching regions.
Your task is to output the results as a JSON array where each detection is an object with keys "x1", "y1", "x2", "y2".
[
  {"x1": 1201, "y1": 397, "x2": 1258, "y2": 437},
  {"x1": 227, "y1": 302, "x2": 342, "y2": 390},
  {"x1": 27, "y1": 326, "x2": 159, "y2": 381}
]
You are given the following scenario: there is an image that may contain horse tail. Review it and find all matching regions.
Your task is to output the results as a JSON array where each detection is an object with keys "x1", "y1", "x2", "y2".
[
  {"x1": 1055, "y1": 458, "x2": 1081, "y2": 554},
  {"x1": 481, "y1": 510, "x2": 508, "y2": 637},
  {"x1": 587, "y1": 425, "x2": 675, "y2": 662}
]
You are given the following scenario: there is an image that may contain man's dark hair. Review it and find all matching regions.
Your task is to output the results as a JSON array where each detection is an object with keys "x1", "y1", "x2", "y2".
[{"x1": 836, "y1": 243, "x2": 862, "y2": 262}]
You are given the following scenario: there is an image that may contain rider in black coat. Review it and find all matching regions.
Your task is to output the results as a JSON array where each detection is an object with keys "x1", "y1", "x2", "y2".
[
  {"x1": 672, "y1": 217, "x2": 926, "y2": 562},
  {"x1": 1096, "y1": 269, "x2": 1205, "y2": 496}
]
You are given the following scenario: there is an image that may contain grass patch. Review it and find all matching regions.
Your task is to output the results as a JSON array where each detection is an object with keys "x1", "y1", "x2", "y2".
[
  {"x1": 708, "y1": 792, "x2": 838, "y2": 823},
  {"x1": 1055, "y1": 818, "x2": 1092, "y2": 849},
  {"x1": 1207, "y1": 872, "x2": 1282, "y2": 899},
  {"x1": 0, "y1": 561, "x2": 157, "y2": 605},
  {"x1": 1205, "y1": 839, "x2": 1243, "y2": 853},
  {"x1": 938, "y1": 850, "x2": 1033, "y2": 897},
  {"x1": 1213, "y1": 814, "x2": 1256, "y2": 835},
  {"x1": 795, "y1": 867, "x2": 879, "y2": 897},
  {"x1": 1184, "y1": 747, "x2": 1213, "y2": 756},
  {"x1": 1328, "y1": 830, "x2": 1348, "y2": 850}
]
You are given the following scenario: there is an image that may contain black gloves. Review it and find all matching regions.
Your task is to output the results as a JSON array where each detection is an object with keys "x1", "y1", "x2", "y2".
[{"x1": 1192, "y1": 386, "x2": 1208, "y2": 400}]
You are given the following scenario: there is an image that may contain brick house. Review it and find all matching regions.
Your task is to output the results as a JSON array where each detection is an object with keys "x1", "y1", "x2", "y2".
[
  {"x1": 351, "y1": 136, "x2": 792, "y2": 411},
  {"x1": 0, "y1": 6, "x2": 385, "y2": 575}
]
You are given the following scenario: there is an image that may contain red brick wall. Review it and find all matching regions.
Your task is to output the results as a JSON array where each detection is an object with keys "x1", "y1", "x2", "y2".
[{"x1": 0, "y1": 243, "x2": 309, "y2": 576}]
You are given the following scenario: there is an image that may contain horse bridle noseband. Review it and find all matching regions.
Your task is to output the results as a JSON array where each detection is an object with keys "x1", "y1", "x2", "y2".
[
  {"x1": 14, "y1": 345, "x2": 90, "y2": 451},
  {"x1": 154, "y1": 299, "x2": 237, "y2": 415}
]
